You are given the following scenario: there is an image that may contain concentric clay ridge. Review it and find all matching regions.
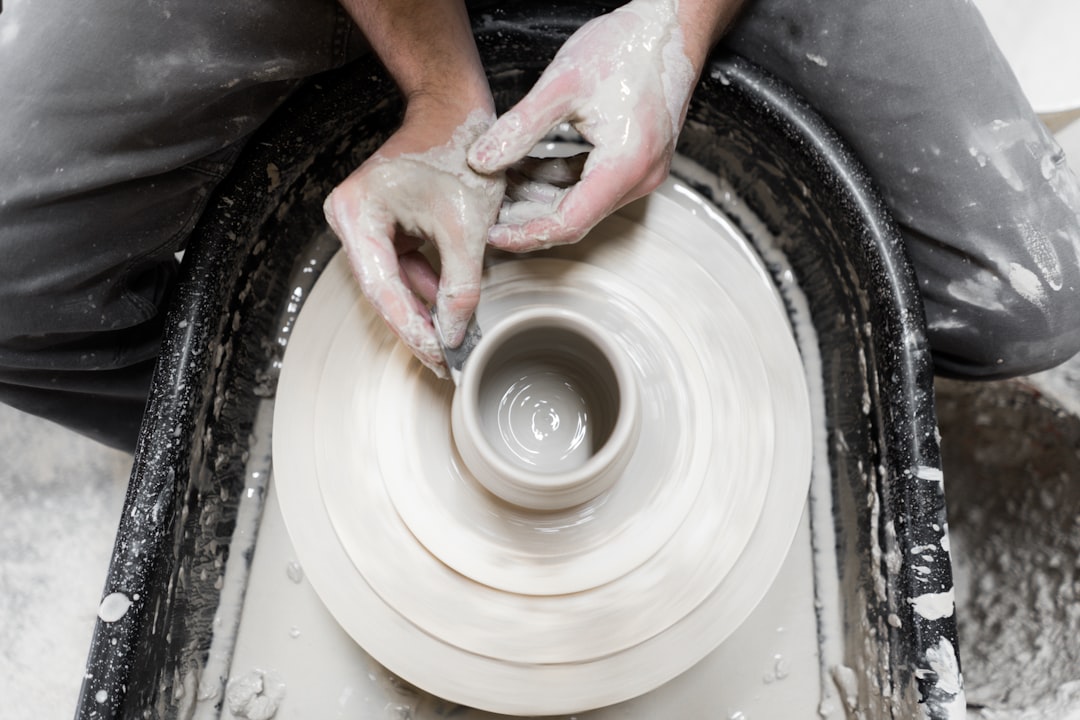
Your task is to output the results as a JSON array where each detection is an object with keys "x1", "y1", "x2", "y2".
[{"x1": 272, "y1": 173, "x2": 813, "y2": 714}]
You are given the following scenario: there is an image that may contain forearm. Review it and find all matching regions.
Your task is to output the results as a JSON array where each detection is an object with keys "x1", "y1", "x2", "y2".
[
  {"x1": 337, "y1": 0, "x2": 493, "y2": 122},
  {"x1": 675, "y1": 0, "x2": 748, "y2": 72}
]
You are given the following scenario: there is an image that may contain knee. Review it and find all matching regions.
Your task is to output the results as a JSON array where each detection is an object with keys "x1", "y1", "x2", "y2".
[{"x1": 924, "y1": 264, "x2": 1080, "y2": 379}]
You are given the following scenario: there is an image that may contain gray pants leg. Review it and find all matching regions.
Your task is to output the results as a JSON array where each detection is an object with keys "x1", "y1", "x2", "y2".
[
  {"x1": 4, "y1": 0, "x2": 1080, "y2": 450},
  {"x1": 725, "y1": 0, "x2": 1080, "y2": 378},
  {"x1": 0, "y1": 0, "x2": 362, "y2": 450}
]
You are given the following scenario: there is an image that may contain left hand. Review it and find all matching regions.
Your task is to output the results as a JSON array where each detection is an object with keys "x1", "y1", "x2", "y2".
[
  {"x1": 466, "y1": 0, "x2": 698, "y2": 252},
  {"x1": 324, "y1": 109, "x2": 505, "y2": 377}
]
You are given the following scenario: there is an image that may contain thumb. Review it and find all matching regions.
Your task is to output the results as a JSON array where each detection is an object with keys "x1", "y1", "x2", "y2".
[{"x1": 431, "y1": 222, "x2": 485, "y2": 347}]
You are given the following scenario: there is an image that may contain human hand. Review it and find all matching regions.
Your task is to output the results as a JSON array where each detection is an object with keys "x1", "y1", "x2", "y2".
[
  {"x1": 467, "y1": 0, "x2": 699, "y2": 251},
  {"x1": 324, "y1": 109, "x2": 505, "y2": 377}
]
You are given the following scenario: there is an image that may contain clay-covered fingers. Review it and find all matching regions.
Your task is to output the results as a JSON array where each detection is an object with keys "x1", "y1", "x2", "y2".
[
  {"x1": 494, "y1": 154, "x2": 584, "y2": 232},
  {"x1": 430, "y1": 212, "x2": 486, "y2": 348},
  {"x1": 466, "y1": 0, "x2": 702, "y2": 253},
  {"x1": 508, "y1": 153, "x2": 588, "y2": 190},
  {"x1": 397, "y1": 245, "x2": 439, "y2": 306},
  {"x1": 324, "y1": 189, "x2": 449, "y2": 377},
  {"x1": 490, "y1": 148, "x2": 669, "y2": 252}
]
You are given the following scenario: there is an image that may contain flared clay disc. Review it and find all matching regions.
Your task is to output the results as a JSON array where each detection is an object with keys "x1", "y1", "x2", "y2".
[{"x1": 273, "y1": 174, "x2": 813, "y2": 716}]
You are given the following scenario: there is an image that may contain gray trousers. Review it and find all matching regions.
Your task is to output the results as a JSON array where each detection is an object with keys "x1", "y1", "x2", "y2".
[{"x1": 2, "y1": 0, "x2": 1079, "y2": 450}]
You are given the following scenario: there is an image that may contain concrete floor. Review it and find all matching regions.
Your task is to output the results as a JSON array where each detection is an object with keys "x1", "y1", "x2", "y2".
[
  {"x1": 2, "y1": 14, "x2": 1079, "y2": 720},
  {"x1": 0, "y1": 406, "x2": 130, "y2": 720}
]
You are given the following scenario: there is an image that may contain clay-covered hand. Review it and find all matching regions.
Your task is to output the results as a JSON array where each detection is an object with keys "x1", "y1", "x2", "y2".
[
  {"x1": 467, "y1": 0, "x2": 698, "y2": 251},
  {"x1": 324, "y1": 111, "x2": 505, "y2": 377}
]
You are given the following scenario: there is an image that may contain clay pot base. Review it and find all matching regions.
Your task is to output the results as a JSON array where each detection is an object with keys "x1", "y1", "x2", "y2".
[{"x1": 273, "y1": 176, "x2": 813, "y2": 715}]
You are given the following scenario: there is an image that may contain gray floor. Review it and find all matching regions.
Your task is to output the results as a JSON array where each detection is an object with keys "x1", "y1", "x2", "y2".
[{"x1": 0, "y1": 406, "x2": 130, "y2": 720}]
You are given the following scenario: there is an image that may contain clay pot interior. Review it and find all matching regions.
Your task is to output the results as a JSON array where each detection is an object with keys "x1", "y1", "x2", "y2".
[{"x1": 453, "y1": 308, "x2": 638, "y2": 511}]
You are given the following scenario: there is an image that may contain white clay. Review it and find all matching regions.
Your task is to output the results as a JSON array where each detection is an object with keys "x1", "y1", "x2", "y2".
[
  {"x1": 97, "y1": 592, "x2": 132, "y2": 623},
  {"x1": 225, "y1": 669, "x2": 286, "y2": 720},
  {"x1": 272, "y1": 176, "x2": 813, "y2": 714}
]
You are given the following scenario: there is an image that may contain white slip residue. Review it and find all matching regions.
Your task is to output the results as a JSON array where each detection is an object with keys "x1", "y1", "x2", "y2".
[
  {"x1": 969, "y1": 146, "x2": 989, "y2": 168},
  {"x1": 266, "y1": 163, "x2": 281, "y2": 193},
  {"x1": 945, "y1": 271, "x2": 1007, "y2": 313},
  {"x1": 1014, "y1": 217, "x2": 1066, "y2": 295},
  {"x1": 909, "y1": 589, "x2": 955, "y2": 621},
  {"x1": 667, "y1": 155, "x2": 846, "y2": 718},
  {"x1": 762, "y1": 653, "x2": 791, "y2": 684},
  {"x1": 97, "y1": 592, "x2": 133, "y2": 623},
  {"x1": 190, "y1": 400, "x2": 276, "y2": 720},
  {"x1": 915, "y1": 465, "x2": 943, "y2": 483},
  {"x1": 927, "y1": 314, "x2": 966, "y2": 333},
  {"x1": 917, "y1": 637, "x2": 967, "y2": 718},
  {"x1": 1007, "y1": 261, "x2": 1047, "y2": 308},
  {"x1": 968, "y1": 119, "x2": 1031, "y2": 193},
  {"x1": 883, "y1": 521, "x2": 902, "y2": 577},
  {"x1": 226, "y1": 669, "x2": 286, "y2": 720},
  {"x1": 655, "y1": 0, "x2": 695, "y2": 138},
  {"x1": 924, "y1": 638, "x2": 962, "y2": 697},
  {"x1": 1041, "y1": 154, "x2": 1057, "y2": 181},
  {"x1": 285, "y1": 561, "x2": 303, "y2": 584},
  {"x1": 830, "y1": 665, "x2": 859, "y2": 715}
]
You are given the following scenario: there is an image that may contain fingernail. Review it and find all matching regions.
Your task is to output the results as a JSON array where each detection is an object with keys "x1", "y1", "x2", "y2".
[
  {"x1": 486, "y1": 225, "x2": 511, "y2": 250},
  {"x1": 468, "y1": 139, "x2": 497, "y2": 172}
]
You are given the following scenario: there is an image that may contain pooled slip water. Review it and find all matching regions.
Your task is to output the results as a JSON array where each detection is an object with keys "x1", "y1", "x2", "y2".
[
  {"x1": 213, "y1": 473, "x2": 826, "y2": 718},
  {"x1": 77, "y1": 10, "x2": 962, "y2": 718}
]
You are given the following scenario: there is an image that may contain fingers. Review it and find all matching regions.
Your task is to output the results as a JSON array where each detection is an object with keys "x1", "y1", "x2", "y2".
[
  {"x1": 508, "y1": 153, "x2": 588, "y2": 189},
  {"x1": 467, "y1": 73, "x2": 575, "y2": 175},
  {"x1": 324, "y1": 190, "x2": 448, "y2": 377},
  {"x1": 398, "y1": 249, "x2": 438, "y2": 306},
  {"x1": 434, "y1": 280, "x2": 480, "y2": 348},
  {"x1": 432, "y1": 222, "x2": 485, "y2": 347},
  {"x1": 488, "y1": 150, "x2": 663, "y2": 252}
]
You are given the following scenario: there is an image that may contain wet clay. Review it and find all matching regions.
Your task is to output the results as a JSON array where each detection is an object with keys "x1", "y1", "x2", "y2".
[
  {"x1": 476, "y1": 322, "x2": 617, "y2": 475},
  {"x1": 323, "y1": 109, "x2": 505, "y2": 375},
  {"x1": 272, "y1": 176, "x2": 813, "y2": 714}
]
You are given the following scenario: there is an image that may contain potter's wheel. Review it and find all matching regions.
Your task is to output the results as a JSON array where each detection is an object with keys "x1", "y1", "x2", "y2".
[{"x1": 273, "y1": 176, "x2": 813, "y2": 715}]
